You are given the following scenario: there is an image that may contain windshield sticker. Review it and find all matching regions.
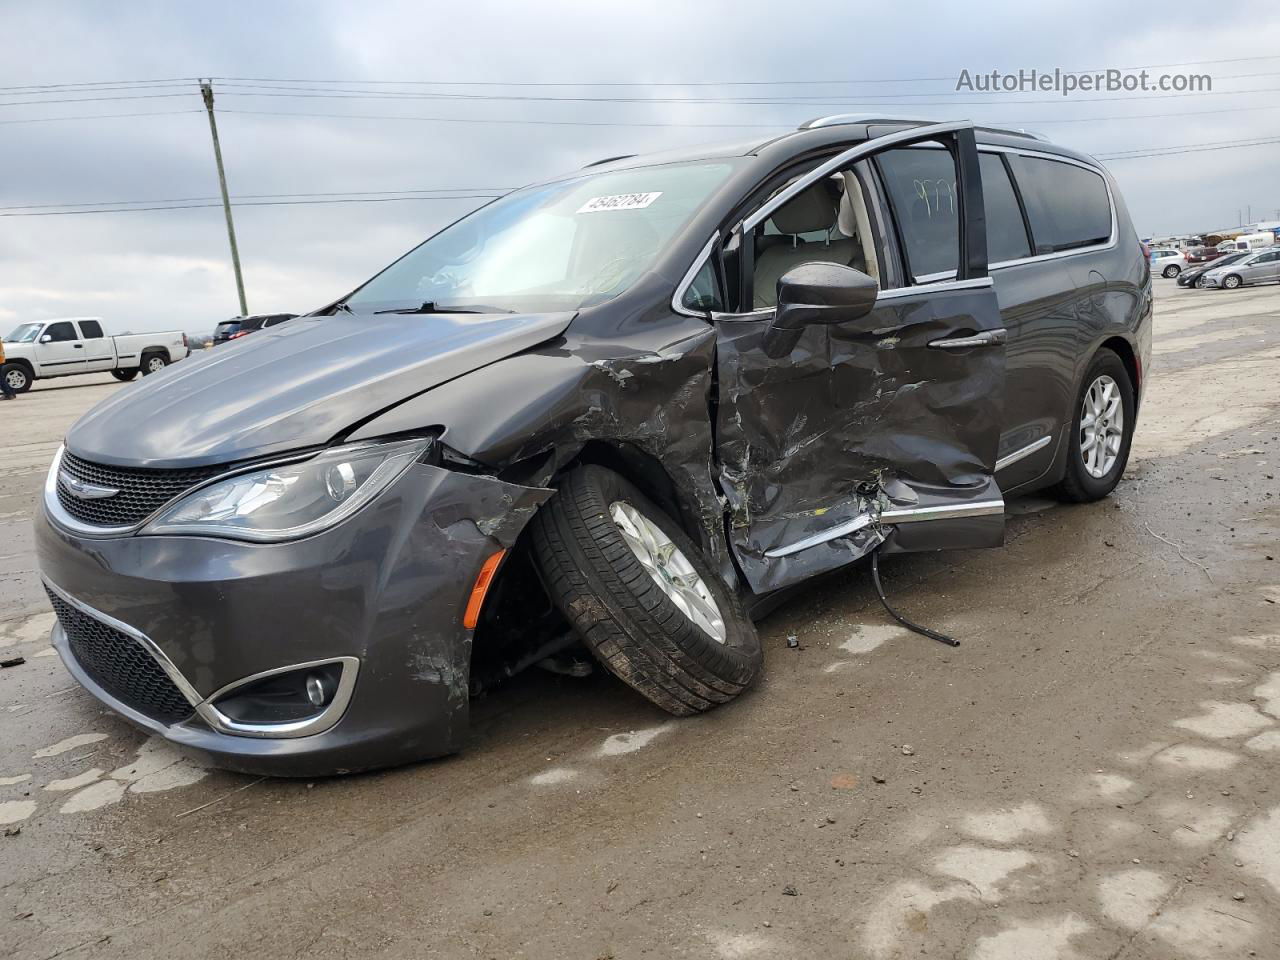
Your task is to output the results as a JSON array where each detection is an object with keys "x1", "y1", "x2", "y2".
[{"x1": 578, "y1": 192, "x2": 662, "y2": 214}]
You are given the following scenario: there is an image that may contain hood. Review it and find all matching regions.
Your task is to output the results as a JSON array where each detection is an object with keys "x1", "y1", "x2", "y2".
[{"x1": 66, "y1": 311, "x2": 574, "y2": 468}]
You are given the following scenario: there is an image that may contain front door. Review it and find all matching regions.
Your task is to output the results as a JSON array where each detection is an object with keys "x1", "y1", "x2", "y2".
[
  {"x1": 34, "y1": 320, "x2": 87, "y2": 376},
  {"x1": 712, "y1": 123, "x2": 1007, "y2": 594}
]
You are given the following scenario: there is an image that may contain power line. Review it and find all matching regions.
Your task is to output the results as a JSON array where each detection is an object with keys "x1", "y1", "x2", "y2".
[
  {"x1": 218, "y1": 107, "x2": 784, "y2": 129},
  {"x1": 0, "y1": 92, "x2": 194, "y2": 106},
  {"x1": 0, "y1": 187, "x2": 516, "y2": 212},
  {"x1": 0, "y1": 195, "x2": 504, "y2": 218},
  {"x1": 0, "y1": 109, "x2": 203, "y2": 125},
  {"x1": 1098, "y1": 136, "x2": 1280, "y2": 160}
]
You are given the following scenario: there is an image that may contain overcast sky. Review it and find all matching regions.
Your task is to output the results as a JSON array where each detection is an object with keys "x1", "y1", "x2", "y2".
[{"x1": 3, "y1": 1, "x2": 1279, "y2": 334}]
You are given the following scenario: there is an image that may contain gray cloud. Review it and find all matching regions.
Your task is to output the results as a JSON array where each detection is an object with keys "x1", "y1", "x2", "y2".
[{"x1": 2, "y1": 0, "x2": 1278, "y2": 333}]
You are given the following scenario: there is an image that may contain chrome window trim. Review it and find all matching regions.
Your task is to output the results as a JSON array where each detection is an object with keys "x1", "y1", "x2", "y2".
[
  {"x1": 197, "y1": 656, "x2": 360, "y2": 739},
  {"x1": 671, "y1": 231, "x2": 722, "y2": 318},
  {"x1": 708, "y1": 275, "x2": 994, "y2": 322},
  {"x1": 995, "y1": 435, "x2": 1053, "y2": 472},
  {"x1": 764, "y1": 499, "x2": 1006, "y2": 559},
  {"x1": 743, "y1": 121, "x2": 975, "y2": 233}
]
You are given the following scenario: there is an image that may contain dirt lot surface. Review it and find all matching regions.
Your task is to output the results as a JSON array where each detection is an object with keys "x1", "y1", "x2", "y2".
[{"x1": 3, "y1": 283, "x2": 1279, "y2": 960}]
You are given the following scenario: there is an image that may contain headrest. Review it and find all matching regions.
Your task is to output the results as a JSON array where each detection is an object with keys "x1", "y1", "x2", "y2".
[{"x1": 770, "y1": 181, "x2": 839, "y2": 235}]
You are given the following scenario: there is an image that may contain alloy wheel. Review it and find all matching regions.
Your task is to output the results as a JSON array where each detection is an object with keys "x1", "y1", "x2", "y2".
[
  {"x1": 1079, "y1": 374, "x2": 1124, "y2": 479},
  {"x1": 147, "y1": 357, "x2": 166, "y2": 373},
  {"x1": 609, "y1": 501, "x2": 727, "y2": 643},
  {"x1": 5, "y1": 368, "x2": 26, "y2": 391}
]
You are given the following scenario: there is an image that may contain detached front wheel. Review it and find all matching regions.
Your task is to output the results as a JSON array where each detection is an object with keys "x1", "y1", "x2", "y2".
[{"x1": 531, "y1": 465, "x2": 761, "y2": 716}]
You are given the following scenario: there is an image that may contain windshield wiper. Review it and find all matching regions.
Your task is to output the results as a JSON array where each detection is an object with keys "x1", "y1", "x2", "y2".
[{"x1": 373, "y1": 301, "x2": 513, "y2": 315}]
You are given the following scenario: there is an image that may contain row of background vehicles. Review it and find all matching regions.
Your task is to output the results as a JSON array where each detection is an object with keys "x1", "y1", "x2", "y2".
[{"x1": 1148, "y1": 231, "x2": 1280, "y2": 289}]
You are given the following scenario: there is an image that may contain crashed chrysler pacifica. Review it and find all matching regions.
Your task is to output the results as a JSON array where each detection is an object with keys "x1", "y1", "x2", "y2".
[{"x1": 37, "y1": 117, "x2": 1151, "y2": 775}]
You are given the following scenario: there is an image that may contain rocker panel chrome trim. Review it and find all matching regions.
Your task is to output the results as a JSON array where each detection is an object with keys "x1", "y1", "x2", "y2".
[{"x1": 764, "y1": 499, "x2": 1006, "y2": 559}]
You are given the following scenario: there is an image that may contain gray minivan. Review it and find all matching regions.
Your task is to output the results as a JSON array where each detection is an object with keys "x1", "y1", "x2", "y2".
[{"x1": 36, "y1": 117, "x2": 1151, "y2": 775}]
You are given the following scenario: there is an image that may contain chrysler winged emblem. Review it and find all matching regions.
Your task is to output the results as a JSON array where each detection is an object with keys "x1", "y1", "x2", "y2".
[{"x1": 60, "y1": 473, "x2": 120, "y2": 500}]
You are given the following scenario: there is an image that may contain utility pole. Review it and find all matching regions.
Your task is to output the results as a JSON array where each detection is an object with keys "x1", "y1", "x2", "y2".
[{"x1": 200, "y1": 80, "x2": 248, "y2": 316}]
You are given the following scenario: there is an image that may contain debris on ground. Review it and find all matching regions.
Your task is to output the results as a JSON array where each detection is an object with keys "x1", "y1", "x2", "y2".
[
  {"x1": 830, "y1": 774, "x2": 858, "y2": 789},
  {"x1": 0, "y1": 656, "x2": 25, "y2": 669},
  {"x1": 901, "y1": 744, "x2": 915, "y2": 756},
  {"x1": 786, "y1": 635, "x2": 799, "y2": 649},
  {"x1": 781, "y1": 885, "x2": 798, "y2": 896}
]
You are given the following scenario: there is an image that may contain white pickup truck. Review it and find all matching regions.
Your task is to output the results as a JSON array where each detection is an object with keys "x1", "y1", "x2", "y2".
[{"x1": 2, "y1": 317, "x2": 189, "y2": 393}]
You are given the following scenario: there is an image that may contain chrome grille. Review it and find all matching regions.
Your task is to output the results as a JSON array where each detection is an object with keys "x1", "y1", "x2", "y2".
[
  {"x1": 45, "y1": 587, "x2": 194, "y2": 726},
  {"x1": 56, "y1": 450, "x2": 223, "y2": 527}
]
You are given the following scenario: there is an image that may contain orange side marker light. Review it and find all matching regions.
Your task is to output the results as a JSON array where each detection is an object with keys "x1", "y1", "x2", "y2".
[{"x1": 463, "y1": 549, "x2": 507, "y2": 629}]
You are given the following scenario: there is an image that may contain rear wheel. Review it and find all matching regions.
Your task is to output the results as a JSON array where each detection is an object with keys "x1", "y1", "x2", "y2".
[
  {"x1": 1053, "y1": 350, "x2": 1135, "y2": 503},
  {"x1": 2, "y1": 363, "x2": 32, "y2": 394},
  {"x1": 141, "y1": 353, "x2": 168, "y2": 374},
  {"x1": 1222, "y1": 274, "x2": 1243, "y2": 290},
  {"x1": 531, "y1": 465, "x2": 761, "y2": 716},
  {"x1": 111, "y1": 368, "x2": 138, "y2": 382},
  {"x1": 1161, "y1": 264, "x2": 1181, "y2": 278}
]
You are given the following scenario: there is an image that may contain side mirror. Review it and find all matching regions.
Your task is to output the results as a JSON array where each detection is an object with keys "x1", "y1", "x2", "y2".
[
  {"x1": 764, "y1": 262, "x2": 879, "y2": 358},
  {"x1": 39, "y1": 334, "x2": 52, "y2": 344}
]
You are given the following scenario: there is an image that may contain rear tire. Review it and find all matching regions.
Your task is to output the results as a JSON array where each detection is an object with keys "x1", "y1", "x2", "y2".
[
  {"x1": 531, "y1": 465, "x2": 761, "y2": 716},
  {"x1": 141, "y1": 353, "x2": 168, "y2": 375},
  {"x1": 1053, "y1": 350, "x2": 1135, "y2": 503},
  {"x1": 111, "y1": 368, "x2": 138, "y2": 382},
  {"x1": 1161, "y1": 264, "x2": 1180, "y2": 278},
  {"x1": 2, "y1": 363, "x2": 32, "y2": 394}
]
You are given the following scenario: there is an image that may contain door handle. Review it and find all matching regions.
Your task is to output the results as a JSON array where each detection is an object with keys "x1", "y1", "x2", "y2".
[
  {"x1": 928, "y1": 328, "x2": 1007, "y2": 350},
  {"x1": 73, "y1": 344, "x2": 83, "y2": 349}
]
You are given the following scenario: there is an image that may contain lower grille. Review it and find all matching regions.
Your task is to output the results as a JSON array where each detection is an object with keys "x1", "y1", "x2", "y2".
[{"x1": 45, "y1": 588, "x2": 194, "y2": 726}]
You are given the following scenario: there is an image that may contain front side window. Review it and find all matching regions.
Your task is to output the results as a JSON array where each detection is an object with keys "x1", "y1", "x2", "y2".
[
  {"x1": 347, "y1": 160, "x2": 740, "y2": 315},
  {"x1": 78, "y1": 320, "x2": 104, "y2": 339},
  {"x1": 680, "y1": 260, "x2": 723, "y2": 313},
  {"x1": 44, "y1": 321, "x2": 77, "y2": 342},
  {"x1": 1007, "y1": 155, "x2": 1111, "y2": 253},
  {"x1": 875, "y1": 147, "x2": 960, "y2": 280}
]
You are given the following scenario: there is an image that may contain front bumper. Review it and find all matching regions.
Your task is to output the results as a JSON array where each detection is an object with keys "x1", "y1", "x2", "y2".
[{"x1": 36, "y1": 460, "x2": 551, "y2": 777}]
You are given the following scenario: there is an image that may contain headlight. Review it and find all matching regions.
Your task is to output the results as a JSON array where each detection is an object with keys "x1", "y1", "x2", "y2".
[{"x1": 141, "y1": 437, "x2": 431, "y2": 542}]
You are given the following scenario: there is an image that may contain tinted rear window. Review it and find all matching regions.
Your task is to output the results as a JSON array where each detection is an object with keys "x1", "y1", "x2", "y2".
[
  {"x1": 1007, "y1": 155, "x2": 1111, "y2": 254},
  {"x1": 216, "y1": 322, "x2": 241, "y2": 333},
  {"x1": 239, "y1": 317, "x2": 267, "y2": 331},
  {"x1": 78, "y1": 320, "x2": 104, "y2": 339},
  {"x1": 979, "y1": 153, "x2": 1032, "y2": 264}
]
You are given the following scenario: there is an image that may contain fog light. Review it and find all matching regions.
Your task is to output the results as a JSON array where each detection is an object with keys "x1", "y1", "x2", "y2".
[
  {"x1": 211, "y1": 661, "x2": 344, "y2": 725},
  {"x1": 306, "y1": 674, "x2": 326, "y2": 706}
]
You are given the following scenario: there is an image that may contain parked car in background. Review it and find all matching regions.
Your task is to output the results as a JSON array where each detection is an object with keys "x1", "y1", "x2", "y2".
[
  {"x1": 1177, "y1": 251, "x2": 1253, "y2": 288},
  {"x1": 1183, "y1": 246, "x2": 1222, "y2": 265},
  {"x1": 1149, "y1": 248, "x2": 1186, "y2": 277},
  {"x1": 213, "y1": 313, "x2": 297, "y2": 344},
  {"x1": 36, "y1": 117, "x2": 1150, "y2": 775},
  {"x1": 1199, "y1": 248, "x2": 1280, "y2": 289},
  {"x1": 2, "y1": 318, "x2": 188, "y2": 393}
]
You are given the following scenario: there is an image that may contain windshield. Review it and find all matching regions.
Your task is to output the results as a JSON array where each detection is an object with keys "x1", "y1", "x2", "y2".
[
  {"x1": 5, "y1": 322, "x2": 42, "y2": 343},
  {"x1": 346, "y1": 160, "x2": 740, "y2": 314}
]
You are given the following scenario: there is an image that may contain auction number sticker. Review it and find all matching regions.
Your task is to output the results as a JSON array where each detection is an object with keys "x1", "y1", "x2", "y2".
[{"x1": 577, "y1": 192, "x2": 662, "y2": 213}]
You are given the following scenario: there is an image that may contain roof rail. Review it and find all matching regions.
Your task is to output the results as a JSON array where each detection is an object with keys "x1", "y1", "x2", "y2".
[
  {"x1": 799, "y1": 114, "x2": 934, "y2": 129},
  {"x1": 582, "y1": 154, "x2": 636, "y2": 169},
  {"x1": 801, "y1": 114, "x2": 1053, "y2": 144}
]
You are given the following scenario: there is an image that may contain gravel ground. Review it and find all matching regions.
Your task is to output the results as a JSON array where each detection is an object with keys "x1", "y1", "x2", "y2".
[{"x1": 2, "y1": 281, "x2": 1279, "y2": 960}]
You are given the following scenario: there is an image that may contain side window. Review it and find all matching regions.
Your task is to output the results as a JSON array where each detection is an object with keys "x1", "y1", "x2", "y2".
[
  {"x1": 44, "y1": 321, "x2": 77, "y2": 342},
  {"x1": 1006, "y1": 155, "x2": 1111, "y2": 254},
  {"x1": 78, "y1": 320, "x2": 104, "y2": 339},
  {"x1": 680, "y1": 260, "x2": 723, "y2": 313},
  {"x1": 874, "y1": 147, "x2": 959, "y2": 280},
  {"x1": 747, "y1": 174, "x2": 876, "y2": 309},
  {"x1": 978, "y1": 153, "x2": 1032, "y2": 263}
]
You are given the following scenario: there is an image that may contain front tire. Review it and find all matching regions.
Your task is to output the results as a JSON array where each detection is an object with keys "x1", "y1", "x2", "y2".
[
  {"x1": 1161, "y1": 264, "x2": 1180, "y2": 278},
  {"x1": 2, "y1": 363, "x2": 32, "y2": 394},
  {"x1": 1222, "y1": 274, "x2": 1243, "y2": 290},
  {"x1": 531, "y1": 465, "x2": 761, "y2": 716},
  {"x1": 141, "y1": 353, "x2": 168, "y2": 375},
  {"x1": 1054, "y1": 350, "x2": 1135, "y2": 503},
  {"x1": 111, "y1": 368, "x2": 138, "y2": 382}
]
